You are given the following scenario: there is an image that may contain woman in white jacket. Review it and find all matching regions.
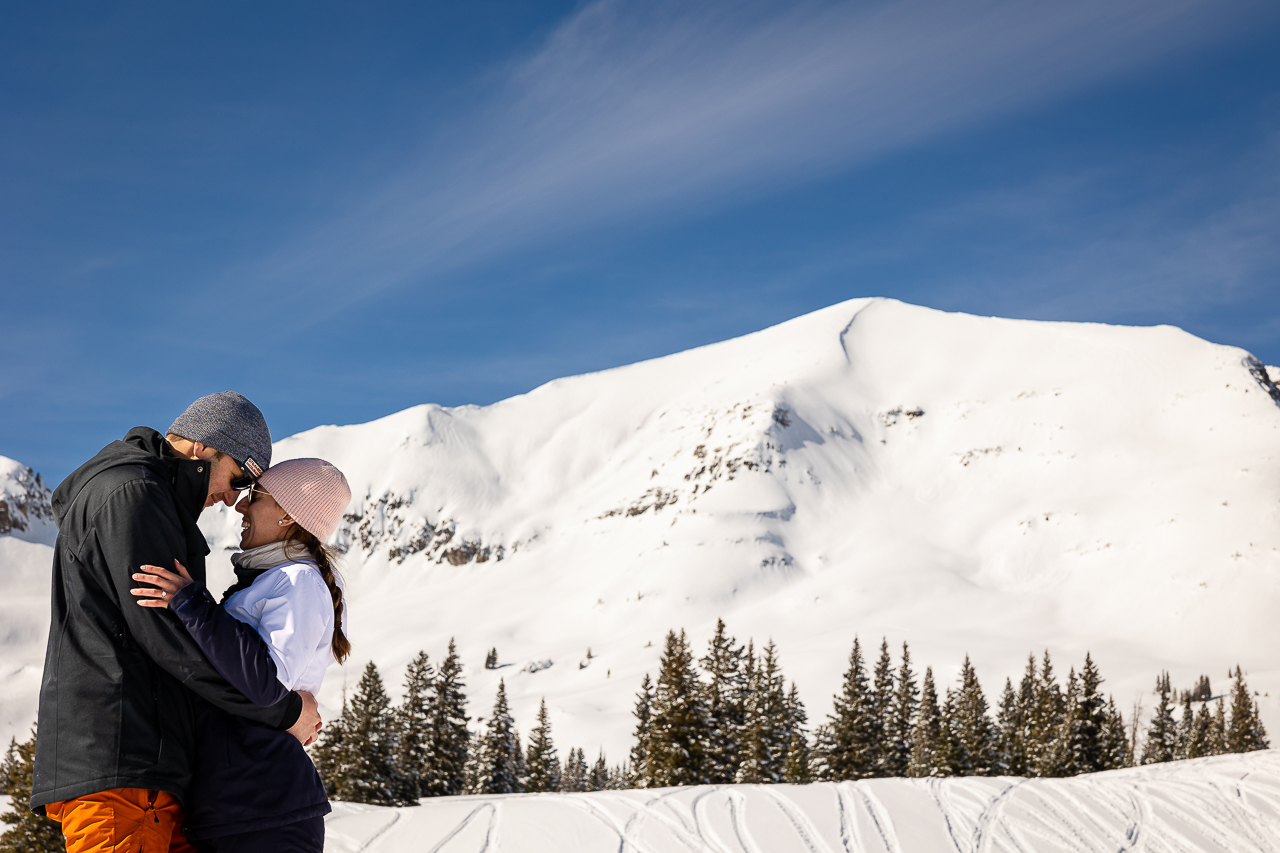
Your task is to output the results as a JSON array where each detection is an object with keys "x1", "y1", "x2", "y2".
[{"x1": 131, "y1": 457, "x2": 351, "y2": 853}]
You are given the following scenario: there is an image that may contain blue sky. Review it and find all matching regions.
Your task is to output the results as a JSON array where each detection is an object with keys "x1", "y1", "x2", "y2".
[{"x1": 3, "y1": 0, "x2": 1279, "y2": 484}]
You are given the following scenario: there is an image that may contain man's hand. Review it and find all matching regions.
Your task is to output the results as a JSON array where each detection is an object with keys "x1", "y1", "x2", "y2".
[{"x1": 288, "y1": 690, "x2": 323, "y2": 746}]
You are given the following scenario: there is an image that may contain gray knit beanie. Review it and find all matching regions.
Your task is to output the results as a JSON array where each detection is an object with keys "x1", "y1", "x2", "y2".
[{"x1": 168, "y1": 391, "x2": 272, "y2": 477}]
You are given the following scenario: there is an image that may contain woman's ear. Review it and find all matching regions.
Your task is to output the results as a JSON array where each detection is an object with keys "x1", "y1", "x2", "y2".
[{"x1": 278, "y1": 515, "x2": 294, "y2": 527}]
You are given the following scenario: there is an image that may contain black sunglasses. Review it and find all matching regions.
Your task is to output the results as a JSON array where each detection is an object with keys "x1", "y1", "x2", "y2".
[{"x1": 229, "y1": 472, "x2": 256, "y2": 491}]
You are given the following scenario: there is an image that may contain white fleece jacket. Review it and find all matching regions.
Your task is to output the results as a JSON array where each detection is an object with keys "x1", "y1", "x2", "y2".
[{"x1": 223, "y1": 561, "x2": 344, "y2": 695}]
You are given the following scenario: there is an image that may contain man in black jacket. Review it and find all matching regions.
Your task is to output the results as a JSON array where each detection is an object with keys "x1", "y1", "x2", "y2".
[{"x1": 31, "y1": 392, "x2": 322, "y2": 853}]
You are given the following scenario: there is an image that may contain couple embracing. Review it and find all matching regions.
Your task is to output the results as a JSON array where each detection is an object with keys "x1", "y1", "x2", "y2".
[{"x1": 30, "y1": 392, "x2": 353, "y2": 853}]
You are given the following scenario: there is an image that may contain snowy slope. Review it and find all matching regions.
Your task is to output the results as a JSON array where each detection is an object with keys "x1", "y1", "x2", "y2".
[
  {"x1": 196, "y1": 297, "x2": 1280, "y2": 760},
  {"x1": 324, "y1": 750, "x2": 1280, "y2": 853},
  {"x1": 3, "y1": 298, "x2": 1280, "y2": 761},
  {"x1": 0, "y1": 457, "x2": 54, "y2": 743}
]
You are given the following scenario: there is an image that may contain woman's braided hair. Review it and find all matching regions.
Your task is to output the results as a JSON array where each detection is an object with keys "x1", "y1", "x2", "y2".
[{"x1": 282, "y1": 526, "x2": 352, "y2": 664}]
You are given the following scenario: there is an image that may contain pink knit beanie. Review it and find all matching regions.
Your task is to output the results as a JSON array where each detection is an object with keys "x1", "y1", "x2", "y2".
[{"x1": 258, "y1": 458, "x2": 352, "y2": 542}]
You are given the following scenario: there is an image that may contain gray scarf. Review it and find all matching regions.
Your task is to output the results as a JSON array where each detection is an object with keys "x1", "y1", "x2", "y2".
[{"x1": 221, "y1": 541, "x2": 313, "y2": 603}]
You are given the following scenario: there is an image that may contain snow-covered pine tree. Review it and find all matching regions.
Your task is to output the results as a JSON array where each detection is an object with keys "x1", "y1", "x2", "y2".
[
  {"x1": 825, "y1": 637, "x2": 878, "y2": 780},
  {"x1": 629, "y1": 673, "x2": 654, "y2": 787},
  {"x1": 1208, "y1": 697, "x2": 1228, "y2": 755},
  {"x1": 1226, "y1": 666, "x2": 1270, "y2": 753},
  {"x1": 870, "y1": 639, "x2": 895, "y2": 776},
  {"x1": 0, "y1": 730, "x2": 62, "y2": 853},
  {"x1": 1173, "y1": 691, "x2": 1194, "y2": 761},
  {"x1": 736, "y1": 640, "x2": 790, "y2": 783},
  {"x1": 884, "y1": 643, "x2": 918, "y2": 778},
  {"x1": 524, "y1": 698, "x2": 561, "y2": 793},
  {"x1": 647, "y1": 630, "x2": 710, "y2": 787},
  {"x1": 1187, "y1": 701, "x2": 1214, "y2": 759},
  {"x1": 1012, "y1": 654, "x2": 1038, "y2": 774},
  {"x1": 995, "y1": 678, "x2": 1022, "y2": 776},
  {"x1": 699, "y1": 618, "x2": 746, "y2": 784},
  {"x1": 1028, "y1": 651, "x2": 1065, "y2": 776},
  {"x1": 396, "y1": 650, "x2": 433, "y2": 801},
  {"x1": 588, "y1": 749, "x2": 610, "y2": 791},
  {"x1": 462, "y1": 726, "x2": 484, "y2": 794},
  {"x1": 424, "y1": 638, "x2": 470, "y2": 797},
  {"x1": 1072, "y1": 653, "x2": 1109, "y2": 774},
  {"x1": 947, "y1": 655, "x2": 997, "y2": 776},
  {"x1": 484, "y1": 648, "x2": 499, "y2": 669},
  {"x1": 1141, "y1": 672, "x2": 1177, "y2": 764},
  {"x1": 472, "y1": 679, "x2": 524, "y2": 794},
  {"x1": 559, "y1": 747, "x2": 588, "y2": 792},
  {"x1": 783, "y1": 681, "x2": 809, "y2": 781},
  {"x1": 907, "y1": 666, "x2": 947, "y2": 777},
  {"x1": 1190, "y1": 675, "x2": 1212, "y2": 702},
  {"x1": 808, "y1": 723, "x2": 835, "y2": 781},
  {"x1": 1046, "y1": 667, "x2": 1081, "y2": 777},
  {"x1": 310, "y1": 692, "x2": 351, "y2": 798},
  {"x1": 1100, "y1": 697, "x2": 1129, "y2": 770},
  {"x1": 337, "y1": 661, "x2": 408, "y2": 804}
]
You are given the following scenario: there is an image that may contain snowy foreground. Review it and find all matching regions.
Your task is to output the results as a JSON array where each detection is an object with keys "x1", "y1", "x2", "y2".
[{"x1": 325, "y1": 752, "x2": 1280, "y2": 853}]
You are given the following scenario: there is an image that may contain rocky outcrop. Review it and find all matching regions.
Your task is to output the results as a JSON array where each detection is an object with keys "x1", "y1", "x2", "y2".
[{"x1": 0, "y1": 463, "x2": 53, "y2": 537}]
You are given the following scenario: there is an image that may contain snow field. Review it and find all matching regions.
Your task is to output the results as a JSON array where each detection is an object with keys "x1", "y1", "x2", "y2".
[{"x1": 323, "y1": 750, "x2": 1280, "y2": 853}]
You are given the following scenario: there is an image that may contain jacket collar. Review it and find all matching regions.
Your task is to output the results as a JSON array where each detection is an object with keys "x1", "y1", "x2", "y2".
[{"x1": 158, "y1": 436, "x2": 212, "y2": 522}]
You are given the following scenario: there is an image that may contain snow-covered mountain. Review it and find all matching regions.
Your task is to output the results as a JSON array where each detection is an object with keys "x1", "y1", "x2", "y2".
[{"x1": 3, "y1": 298, "x2": 1279, "y2": 760}]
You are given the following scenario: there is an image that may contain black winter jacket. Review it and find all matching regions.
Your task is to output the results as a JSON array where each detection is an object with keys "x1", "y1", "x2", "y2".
[{"x1": 31, "y1": 428, "x2": 302, "y2": 811}]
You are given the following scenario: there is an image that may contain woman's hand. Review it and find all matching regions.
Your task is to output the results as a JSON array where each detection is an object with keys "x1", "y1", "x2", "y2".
[{"x1": 131, "y1": 559, "x2": 195, "y2": 610}]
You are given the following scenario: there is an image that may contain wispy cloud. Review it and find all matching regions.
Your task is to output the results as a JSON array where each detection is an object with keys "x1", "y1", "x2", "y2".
[{"x1": 229, "y1": 0, "x2": 1269, "y2": 322}]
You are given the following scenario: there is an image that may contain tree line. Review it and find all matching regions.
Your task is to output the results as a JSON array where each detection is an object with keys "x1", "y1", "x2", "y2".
[
  {"x1": 628, "y1": 620, "x2": 1269, "y2": 786},
  {"x1": 305, "y1": 620, "x2": 1270, "y2": 805},
  {"x1": 2, "y1": 622, "x2": 1271, "y2": 847}
]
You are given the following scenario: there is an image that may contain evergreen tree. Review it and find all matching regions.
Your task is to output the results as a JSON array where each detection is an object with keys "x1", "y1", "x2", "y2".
[
  {"x1": 1072, "y1": 653, "x2": 1108, "y2": 774},
  {"x1": 699, "y1": 619, "x2": 746, "y2": 784},
  {"x1": 560, "y1": 748, "x2": 588, "y2": 792},
  {"x1": 736, "y1": 640, "x2": 791, "y2": 783},
  {"x1": 1174, "y1": 691, "x2": 1194, "y2": 761},
  {"x1": 524, "y1": 698, "x2": 561, "y2": 793},
  {"x1": 870, "y1": 639, "x2": 895, "y2": 776},
  {"x1": 825, "y1": 637, "x2": 878, "y2": 780},
  {"x1": 884, "y1": 643, "x2": 918, "y2": 778},
  {"x1": 1100, "y1": 697, "x2": 1129, "y2": 770},
  {"x1": 809, "y1": 724, "x2": 835, "y2": 782},
  {"x1": 995, "y1": 678, "x2": 1024, "y2": 776},
  {"x1": 311, "y1": 692, "x2": 352, "y2": 799},
  {"x1": 484, "y1": 648, "x2": 499, "y2": 669},
  {"x1": 0, "y1": 730, "x2": 63, "y2": 853},
  {"x1": 1208, "y1": 698, "x2": 1228, "y2": 755},
  {"x1": 1141, "y1": 672, "x2": 1177, "y2": 765},
  {"x1": 1186, "y1": 702, "x2": 1214, "y2": 759},
  {"x1": 396, "y1": 651, "x2": 433, "y2": 801},
  {"x1": 424, "y1": 639, "x2": 470, "y2": 797},
  {"x1": 470, "y1": 680, "x2": 524, "y2": 794},
  {"x1": 946, "y1": 656, "x2": 997, "y2": 776},
  {"x1": 1226, "y1": 666, "x2": 1270, "y2": 752},
  {"x1": 589, "y1": 750, "x2": 611, "y2": 791},
  {"x1": 783, "y1": 730, "x2": 811, "y2": 783},
  {"x1": 647, "y1": 630, "x2": 710, "y2": 787},
  {"x1": 629, "y1": 673, "x2": 655, "y2": 787},
  {"x1": 1028, "y1": 651, "x2": 1065, "y2": 776},
  {"x1": 907, "y1": 667, "x2": 947, "y2": 777},
  {"x1": 1047, "y1": 667, "x2": 1081, "y2": 777},
  {"x1": 328, "y1": 661, "x2": 409, "y2": 804}
]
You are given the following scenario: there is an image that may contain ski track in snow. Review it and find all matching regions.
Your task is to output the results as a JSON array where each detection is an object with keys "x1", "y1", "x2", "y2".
[{"x1": 324, "y1": 752, "x2": 1280, "y2": 853}]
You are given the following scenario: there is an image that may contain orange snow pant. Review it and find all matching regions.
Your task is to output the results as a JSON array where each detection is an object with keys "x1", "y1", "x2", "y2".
[{"x1": 45, "y1": 788, "x2": 198, "y2": 853}]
